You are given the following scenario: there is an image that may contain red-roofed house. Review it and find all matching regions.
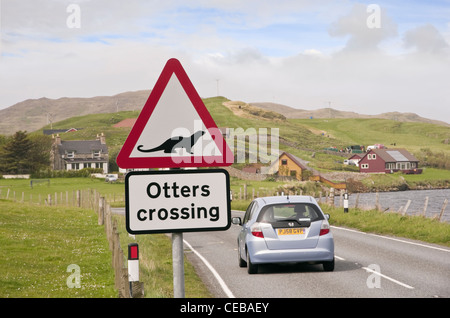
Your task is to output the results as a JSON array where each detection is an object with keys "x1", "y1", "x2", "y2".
[{"x1": 358, "y1": 148, "x2": 421, "y2": 174}]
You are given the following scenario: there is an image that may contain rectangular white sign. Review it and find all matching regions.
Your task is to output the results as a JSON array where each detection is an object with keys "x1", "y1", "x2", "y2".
[{"x1": 125, "y1": 169, "x2": 231, "y2": 234}]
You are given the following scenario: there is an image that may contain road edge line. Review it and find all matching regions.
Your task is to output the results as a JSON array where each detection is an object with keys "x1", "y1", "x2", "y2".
[{"x1": 183, "y1": 239, "x2": 236, "y2": 298}]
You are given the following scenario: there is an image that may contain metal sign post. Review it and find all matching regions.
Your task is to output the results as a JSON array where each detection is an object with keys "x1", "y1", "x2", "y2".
[{"x1": 172, "y1": 232, "x2": 185, "y2": 298}]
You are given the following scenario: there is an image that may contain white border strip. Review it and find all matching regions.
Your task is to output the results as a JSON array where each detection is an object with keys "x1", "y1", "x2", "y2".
[{"x1": 183, "y1": 239, "x2": 235, "y2": 298}]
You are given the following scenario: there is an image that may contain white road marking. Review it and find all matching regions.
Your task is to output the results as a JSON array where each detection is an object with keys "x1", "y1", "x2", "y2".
[
  {"x1": 183, "y1": 239, "x2": 235, "y2": 298},
  {"x1": 362, "y1": 266, "x2": 414, "y2": 289}
]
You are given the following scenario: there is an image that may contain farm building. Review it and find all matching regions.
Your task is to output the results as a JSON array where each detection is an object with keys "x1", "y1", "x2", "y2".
[
  {"x1": 267, "y1": 152, "x2": 308, "y2": 181},
  {"x1": 347, "y1": 153, "x2": 364, "y2": 166},
  {"x1": 358, "y1": 148, "x2": 421, "y2": 174}
]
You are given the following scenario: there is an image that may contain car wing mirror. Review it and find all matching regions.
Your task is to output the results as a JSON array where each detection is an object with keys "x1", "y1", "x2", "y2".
[{"x1": 232, "y1": 217, "x2": 242, "y2": 225}]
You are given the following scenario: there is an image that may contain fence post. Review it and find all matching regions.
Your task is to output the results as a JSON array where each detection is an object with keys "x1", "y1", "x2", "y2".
[
  {"x1": 329, "y1": 188, "x2": 335, "y2": 206},
  {"x1": 98, "y1": 197, "x2": 105, "y2": 225},
  {"x1": 375, "y1": 192, "x2": 381, "y2": 211},
  {"x1": 439, "y1": 199, "x2": 448, "y2": 222},
  {"x1": 354, "y1": 193, "x2": 360, "y2": 209},
  {"x1": 76, "y1": 190, "x2": 81, "y2": 207},
  {"x1": 402, "y1": 200, "x2": 411, "y2": 216},
  {"x1": 422, "y1": 197, "x2": 429, "y2": 217}
]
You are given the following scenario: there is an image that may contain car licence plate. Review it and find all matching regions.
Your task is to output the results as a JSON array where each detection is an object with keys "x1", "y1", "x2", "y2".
[{"x1": 277, "y1": 228, "x2": 304, "y2": 235}]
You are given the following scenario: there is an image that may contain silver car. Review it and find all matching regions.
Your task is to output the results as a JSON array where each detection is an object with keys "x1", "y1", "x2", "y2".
[{"x1": 233, "y1": 196, "x2": 334, "y2": 274}]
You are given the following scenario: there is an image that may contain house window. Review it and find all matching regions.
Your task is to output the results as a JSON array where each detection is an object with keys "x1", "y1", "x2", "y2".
[
  {"x1": 73, "y1": 163, "x2": 80, "y2": 170},
  {"x1": 361, "y1": 164, "x2": 369, "y2": 169},
  {"x1": 95, "y1": 163, "x2": 103, "y2": 169},
  {"x1": 386, "y1": 163, "x2": 395, "y2": 170},
  {"x1": 368, "y1": 154, "x2": 376, "y2": 160},
  {"x1": 93, "y1": 150, "x2": 101, "y2": 158},
  {"x1": 67, "y1": 151, "x2": 75, "y2": 158},
  {"x1": 281, "y1": 159, "x2": 288, "y2": 165}
]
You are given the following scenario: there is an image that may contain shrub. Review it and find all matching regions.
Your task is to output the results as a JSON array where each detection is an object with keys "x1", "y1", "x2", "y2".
[{"x1": 31, "y1": 168, "x2": 103, "y2": 178}]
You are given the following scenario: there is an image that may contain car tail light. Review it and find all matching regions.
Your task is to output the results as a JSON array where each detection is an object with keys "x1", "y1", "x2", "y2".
[
  {"x1": 251, "y1": 223, "x2": 264, "y2": 238},
  {"x1": 320, "y1": 222, "x2": 330, "y2": 236}
]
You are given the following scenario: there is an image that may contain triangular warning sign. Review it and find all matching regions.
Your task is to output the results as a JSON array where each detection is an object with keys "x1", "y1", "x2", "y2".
[{"x1": 116, "y1": 58, "x2": 234, "y2": 169}]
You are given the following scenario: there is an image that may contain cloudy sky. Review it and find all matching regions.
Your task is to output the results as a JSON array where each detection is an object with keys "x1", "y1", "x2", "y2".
[{"x1": 1, "y1": 0, "x2": 449, "y2": 123}]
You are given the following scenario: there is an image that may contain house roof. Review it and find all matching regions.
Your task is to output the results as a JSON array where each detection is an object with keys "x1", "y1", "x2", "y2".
[
  {"x1": 367, "y1": 148, "x2": 418, "y2": 162},
  {"x1": 44, "y1": 128, "x2": 81, "y2": 135},
  {"x1": 349, "y1": 153, "x2": 365, "y2": 160},
  {"x1": 58, "y1": 140, "x2": 108, "y2": 154},
  {"x1": 281, "y1": 152, "x2": 308, "y2": 170}
]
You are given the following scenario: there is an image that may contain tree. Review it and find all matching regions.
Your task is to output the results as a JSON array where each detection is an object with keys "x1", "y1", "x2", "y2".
[
  {"x1": 0, "y1": 131, "x2": 33, "y2": 174},
  {"x1": 28, "y1": 134, "x2": 52, "y2": 173}
]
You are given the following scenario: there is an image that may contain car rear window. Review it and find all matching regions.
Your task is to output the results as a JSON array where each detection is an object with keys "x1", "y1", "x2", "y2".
[{"x1": 257, "y1": 203, "x2": 323, "y2": 223}]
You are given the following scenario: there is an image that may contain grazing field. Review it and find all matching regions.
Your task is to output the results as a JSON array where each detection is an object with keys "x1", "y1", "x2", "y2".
[
  {"x1": 0, "y1": 177, "x2": 124, "y2": 205},
  {"x1": 0, "y1": 200, "x2": 117, "y2": 297}
]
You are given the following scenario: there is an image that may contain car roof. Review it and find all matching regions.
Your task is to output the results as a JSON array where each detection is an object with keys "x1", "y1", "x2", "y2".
[{"x1": 255, "y1": 195, "x2": 318, "y2": 205}]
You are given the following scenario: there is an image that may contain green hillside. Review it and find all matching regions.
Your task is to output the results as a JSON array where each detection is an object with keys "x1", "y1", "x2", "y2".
[
  {"x1": 39, "y1": 96, "x2": 450, "y2": 179},
  {"x1": 293, "y1": 118, "x2": 450, "y2": 155}
]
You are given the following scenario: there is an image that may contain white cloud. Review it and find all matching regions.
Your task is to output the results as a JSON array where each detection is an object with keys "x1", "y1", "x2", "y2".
[
  {"x1": 403, "y1": 23, "x2": 450, "y2": 54},
  {"x1": 328, "y1": 3, "x2": 398, "y2": 52},
  {"x1": 0, "y1": 0, "x2": 449, "y2": 124}
]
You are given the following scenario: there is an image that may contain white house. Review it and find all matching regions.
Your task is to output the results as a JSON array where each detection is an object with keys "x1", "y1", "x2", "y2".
[{"x1": 51, "y1": 133, "x2": 109, "y2": 174}]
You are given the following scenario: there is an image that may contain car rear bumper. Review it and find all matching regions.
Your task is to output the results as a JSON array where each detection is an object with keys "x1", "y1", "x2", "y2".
[{"x1": 248, "y1": 236, "x2": 334, "y2": 264}]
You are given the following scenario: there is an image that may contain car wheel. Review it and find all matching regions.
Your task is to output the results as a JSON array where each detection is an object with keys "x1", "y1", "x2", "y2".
[
  {"x1": 323, "y1": 258, "x2": 335, "y2": 272},
  {"x1": 246, "y1": 249, "x2": 258, "y2": 274},
  {"x1": 238, "y1": 242, "x2": 247, "y2": 268}
]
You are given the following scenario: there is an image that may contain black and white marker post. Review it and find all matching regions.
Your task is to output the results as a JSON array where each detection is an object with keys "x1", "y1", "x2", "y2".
[
  {"x1": 343, "y1": 192, "x2": 349, "y2": 213},
  {"x1": 128, "y1": 243, "x2": 144, "y2": 298}
]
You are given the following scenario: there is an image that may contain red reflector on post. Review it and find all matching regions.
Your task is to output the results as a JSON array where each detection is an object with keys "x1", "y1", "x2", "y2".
[{"x1": 128, "y1": 243, "x2": 139, "y2": 260}]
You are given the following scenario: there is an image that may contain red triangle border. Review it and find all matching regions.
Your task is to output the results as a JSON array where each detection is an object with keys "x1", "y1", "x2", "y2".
[{"x1": 116, "y1": 58, "x2": 234, "y2": 169}]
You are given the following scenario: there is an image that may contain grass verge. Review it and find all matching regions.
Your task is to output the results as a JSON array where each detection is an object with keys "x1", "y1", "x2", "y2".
[
  {"x1": 321, "y1": 204, "x2": 450, "y2": 247},
  {"x1": 114, "y1": 215, "x2": 212, "y2": 298},
  {"x1": 0, "y1": 200, "x2": 117, "y2": 297},
  {"x1": 232, "y1": 199, "x2": 449, "y2": 247}
]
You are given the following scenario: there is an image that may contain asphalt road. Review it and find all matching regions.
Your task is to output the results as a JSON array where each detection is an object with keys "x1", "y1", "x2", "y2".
[
  {"x1": 113, "y1": 208, "x2": 450, "y2": 298},
  {"x1": 183, "y1": 211, "x2": 450, "y2": 298}
]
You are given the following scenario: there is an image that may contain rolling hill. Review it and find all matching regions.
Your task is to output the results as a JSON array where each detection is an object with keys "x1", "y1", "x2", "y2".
[
  {"x1": 0, "y1": 90, "x2": 448, "y2": 135},
  {"x1": 0, "y1": 90, "x2": 150, "y2": 135},
  {"x1": 250, "y1": 102, "x2": 449, "y2": 126}
]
